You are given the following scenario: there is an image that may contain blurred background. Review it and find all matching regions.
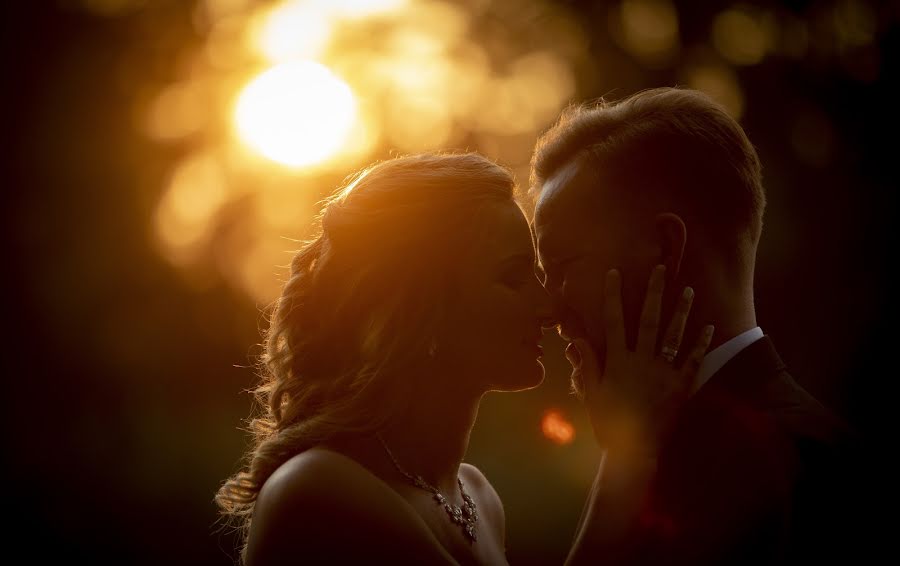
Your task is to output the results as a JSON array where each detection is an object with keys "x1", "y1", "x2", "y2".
[{"x1": 3, "y1": 0, "x2": 894, "y2": 564}]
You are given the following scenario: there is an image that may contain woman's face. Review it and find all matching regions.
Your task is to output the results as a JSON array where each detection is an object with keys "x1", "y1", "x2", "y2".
[{"x1": 434, "y1": 200, "x2": 556, "y2": 393}]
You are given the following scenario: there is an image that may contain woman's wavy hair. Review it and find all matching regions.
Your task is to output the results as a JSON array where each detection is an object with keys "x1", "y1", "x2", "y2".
[{"x1": 216, "y1": 152, "x2": 517, "y2": 558}]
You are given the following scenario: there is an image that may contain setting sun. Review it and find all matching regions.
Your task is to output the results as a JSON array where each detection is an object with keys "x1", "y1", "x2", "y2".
[{"x1": 234, "y1": 61, "x2": 358, "y2": 168}]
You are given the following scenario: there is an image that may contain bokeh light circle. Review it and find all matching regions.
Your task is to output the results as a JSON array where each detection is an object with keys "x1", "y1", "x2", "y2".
[{"x1": 234, "y1": 61, "x2": 358, "y2": 168}]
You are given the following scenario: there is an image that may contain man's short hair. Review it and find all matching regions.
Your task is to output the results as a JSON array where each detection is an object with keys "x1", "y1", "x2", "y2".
[{"x1": 531, "y1": 88, "x2": 766, "y2": 249}]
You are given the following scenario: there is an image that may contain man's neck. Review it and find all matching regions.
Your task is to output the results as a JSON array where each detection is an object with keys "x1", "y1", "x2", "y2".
[{"x1": 678, "y1": 266, "x2": 757, "y2": 351}]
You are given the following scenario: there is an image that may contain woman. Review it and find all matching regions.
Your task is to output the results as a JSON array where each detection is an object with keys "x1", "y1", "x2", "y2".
[{"x1": 216, "y1": 153, "x2": 711, "y2": 565}]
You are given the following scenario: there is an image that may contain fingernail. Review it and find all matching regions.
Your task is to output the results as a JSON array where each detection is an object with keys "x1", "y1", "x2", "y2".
[
  {"x1": 605, "y1": 269, "x2": 619, "y2": 287},
  {"x1": 705, "y1": 324, "x2": 715, "y2": 337},
  {"x1": 683, "y1": 287, "x2": 694, "y2": 300}
]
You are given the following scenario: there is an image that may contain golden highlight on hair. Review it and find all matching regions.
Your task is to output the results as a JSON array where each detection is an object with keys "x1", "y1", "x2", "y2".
[{"x1": 216, "y1": 152, "x2": 516, "y2": 559}]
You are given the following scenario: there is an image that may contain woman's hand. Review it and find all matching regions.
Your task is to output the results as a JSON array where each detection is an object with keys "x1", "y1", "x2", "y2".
[{"x1": 568, "y1": 265, "x2": 714, "y2": 457}]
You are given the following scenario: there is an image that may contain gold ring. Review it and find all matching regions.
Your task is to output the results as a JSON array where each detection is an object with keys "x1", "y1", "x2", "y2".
[{"x1": 660, "y1": 345, "x2": 678, "y2": 363}]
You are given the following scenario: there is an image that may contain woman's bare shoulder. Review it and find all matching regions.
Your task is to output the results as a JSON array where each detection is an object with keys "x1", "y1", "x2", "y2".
[
  {"x1": 252, "y1": 446, "x2": 413, "y2": 529},
  {"x1": 259, "y1": 447, "x2": 387, "y2": 500},
  {"x1": 246, "y1": 447, "x2": 455, "y2": 565}
]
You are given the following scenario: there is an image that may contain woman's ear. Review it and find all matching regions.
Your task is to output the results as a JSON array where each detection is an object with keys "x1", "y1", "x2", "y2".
[{"x1": 654, "y1": 212, "x2": 687, "y2": 278}]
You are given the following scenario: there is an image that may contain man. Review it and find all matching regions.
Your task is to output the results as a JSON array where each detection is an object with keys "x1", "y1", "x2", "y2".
[{"x1": 531, "y1": 88, "x2": 857, "y2": 564}]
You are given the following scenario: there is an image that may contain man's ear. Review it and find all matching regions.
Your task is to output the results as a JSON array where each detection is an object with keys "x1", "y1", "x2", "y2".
[{"x1": 654, "y1": 212, "x2": 687, "y2": 277}]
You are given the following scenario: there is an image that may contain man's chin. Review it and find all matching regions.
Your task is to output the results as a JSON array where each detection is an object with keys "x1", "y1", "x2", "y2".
[{"x1": 569, "y1": 368, "x2": 585, "y2": 399}]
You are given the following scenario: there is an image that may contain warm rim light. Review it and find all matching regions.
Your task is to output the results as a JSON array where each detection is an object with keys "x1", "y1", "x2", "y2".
[{"x1": 234, "y1": 61, "x2": 358, "y2": 168}]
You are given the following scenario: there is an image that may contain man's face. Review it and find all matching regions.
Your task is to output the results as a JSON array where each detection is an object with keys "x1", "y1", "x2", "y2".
[{"x1": 533, "y1": 159, "x2": 647, "y2": 360}]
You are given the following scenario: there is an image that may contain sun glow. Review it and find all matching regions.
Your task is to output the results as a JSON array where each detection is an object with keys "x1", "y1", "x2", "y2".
[
  {"x1": 150, "y1": 0, "x2": 582, "y2": 301},
  {"x1": 234, "y1": 61, "x2": 358, "y2": 168},
  {"x1": 250, "y1": 1, "x2": 332, "y2": 62}
]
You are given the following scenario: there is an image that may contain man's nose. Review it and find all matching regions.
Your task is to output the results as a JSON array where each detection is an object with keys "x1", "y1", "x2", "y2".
[{"x1": 542, "y1": 277, "x2": 568, "y2": 312}]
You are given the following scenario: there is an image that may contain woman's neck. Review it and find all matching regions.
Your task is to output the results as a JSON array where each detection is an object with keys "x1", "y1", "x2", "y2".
[{"x1": 378, "y1": 381, "x2": 484, "y2": 495}]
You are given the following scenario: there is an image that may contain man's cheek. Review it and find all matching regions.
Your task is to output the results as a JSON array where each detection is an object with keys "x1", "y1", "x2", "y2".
[{"x1": 568, "y1": 290, "x2": 603, "y2": 341}]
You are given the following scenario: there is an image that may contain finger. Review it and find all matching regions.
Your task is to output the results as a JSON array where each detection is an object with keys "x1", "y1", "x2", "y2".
[
  {"x1": 660, "y1": 286, "x2": 694, "y2": 358},
  {"x1": 680, "y1": 325, "x2": 715, "y2": 386},
  {"x1": 636, "y1": 265, "x2": 666, "y2": 356},
  {"x1": 602, "y1": 269, "x2": 625, "y2": 351}
]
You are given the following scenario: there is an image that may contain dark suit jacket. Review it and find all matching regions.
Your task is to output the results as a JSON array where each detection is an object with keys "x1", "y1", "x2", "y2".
[{"x1": 622, "y1": 336, "x2": 861, "y2": 565}]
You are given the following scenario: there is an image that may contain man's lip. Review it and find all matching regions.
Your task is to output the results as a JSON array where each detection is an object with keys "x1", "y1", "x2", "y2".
[{"x1": 564, "y1": 341, "x2": 580, "y2": 366}]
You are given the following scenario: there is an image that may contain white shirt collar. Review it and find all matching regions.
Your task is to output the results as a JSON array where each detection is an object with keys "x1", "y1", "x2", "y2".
[{"x1": 693, "y1": 327, "x2": 764, "y2": 393}]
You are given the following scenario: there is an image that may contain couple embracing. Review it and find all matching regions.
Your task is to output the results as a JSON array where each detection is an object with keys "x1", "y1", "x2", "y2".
[{"x1": 218, "y1": 88, "x2": 855, "y2": 565}]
